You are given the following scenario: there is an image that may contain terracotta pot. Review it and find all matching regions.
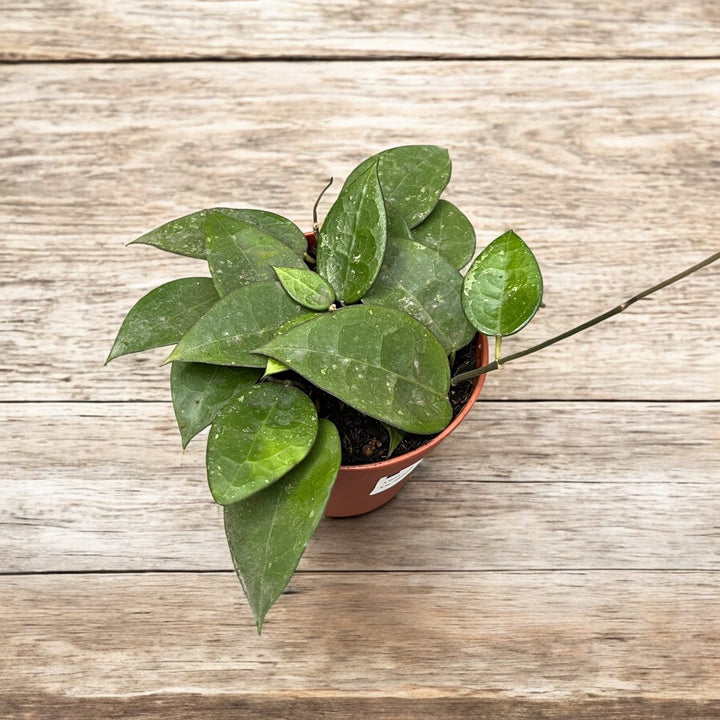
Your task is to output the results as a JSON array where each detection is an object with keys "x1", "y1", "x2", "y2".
[{"x1": 324, "y1": 333, "x2": 489, "y2": 517}]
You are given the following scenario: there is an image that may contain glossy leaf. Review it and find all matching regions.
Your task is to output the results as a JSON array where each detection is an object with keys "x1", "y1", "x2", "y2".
[
  {"x1": 224, "y1": 419, "x2": 341, "y2": 633},
  {"x1": 166, "y1": 281, "x2": 307, "y2": 367},
  {"x1": 377, "y1": 145, "x2": 451, "y2": 228},
  {"x1": 129, "y1": 208, "x2": 307, "y2": 259},
  {"x1": 170, "y1": 362, "x2": 262, "y2": 448},
  {"x1": 206, "y1": 210, "x2": 306, "y2": 296},
  {"x1": 273, "y1": 266, "x2": 335, "y2": 311},
  {"x1": 363, "y1": 236, "x2": 475, "y2": 354},
  {"x1": 128, "y1": 210, "x2": 208, "y2": 259},
  {"x1": 317, "y1": 161, "x2": 387, "y2": 303},
  {"x1": 411, "y1": 199, "x2": 476, "y2": 269},
  {"x1": 106, "y1": 278, "x2": 219, "y2": 362},
  {"x1": 258, "y1": 305, "x2": 452, "y2": 434},
  {"x1": 342, "y1": 146, "x2": 452, "y2": 228},
  {"x1": 207, "y1": 383, "x2": 318, "y2": 506},
  {"x1": 462, "y1": 230, "x2": 543, "y2": 337}
]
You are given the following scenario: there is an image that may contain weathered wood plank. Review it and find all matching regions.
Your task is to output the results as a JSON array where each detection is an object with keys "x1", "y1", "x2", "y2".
[
  {"x1": 2, "y1": 572, "x2": 719, "y2": 698},
  {"x1": 4, "y1": 695, "x2": 720, "y2": 720},
  {"x1": 3, "y1": 402, "x2": 718, "y2": 572},
  {"x1": 3, "y1": 1, "x2": 720, "y2": 60},
  {"x1": 2, "y1": 61, "x2": 720, "y2": 401}
]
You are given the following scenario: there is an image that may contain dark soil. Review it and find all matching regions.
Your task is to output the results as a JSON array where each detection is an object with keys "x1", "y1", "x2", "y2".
[{"x1": 285, "y1": 336, "x2": 480, "y2": 465}]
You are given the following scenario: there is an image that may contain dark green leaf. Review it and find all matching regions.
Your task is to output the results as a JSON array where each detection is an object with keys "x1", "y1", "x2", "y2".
[
  {"x1": 207, "y1": 383, "x2": 318, "y2": 506},
  {"x1": 128, "y1": 210, "x2": 208, "y2": 259},
  {"x1": 258, "y1": 305, "x2": 452, "y2": 434},
  {"x1": 166, "y1": 281, "x2": 307, "y2": 367},
  {"x1": 106, "y1": 278, "x2": 219, "y2": 363},
  {"x1": 411, "y1": 199, "x2": 476, "y2": 269},
  {"x1": 170, "y1": 362, "x2": 262, "y2": 448},
  {"x1": 224, "y1": 419, "x2": 341, "y2": 633},
  {"x1": 385, "y1": 204, "x2": 413, "y2": 241},
  {"x1": 206, "y1": 210, "x2": 306, "y2": 296},
  {"x1": 317, "y1": 161, "x2": 387, "y2": 303},
  {"x1": 376, "y1": 145, "x2": 451, "y2": 228},
  {"x1": 363, "y1": 236, "x2": 475, "y2": 354},
  {"x1": 273, "y1": 266, "x2": 335, "y2": 311},
  {"x1": 462, "y1": 230, "x2": 543, "y2": 337},
  {"x1": 213, "y1": 208, "x2": 307, "y2": 256},
  {"x1": 128, "y1": 208, "x2": 307, "y2": 259}
]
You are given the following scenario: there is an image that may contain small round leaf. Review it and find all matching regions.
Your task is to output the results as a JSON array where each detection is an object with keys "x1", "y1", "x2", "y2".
[{"x1": 462, "y1": 230, "x2": 543, "y2": 337}]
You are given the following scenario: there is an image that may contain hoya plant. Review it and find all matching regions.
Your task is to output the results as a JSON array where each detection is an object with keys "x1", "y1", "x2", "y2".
[{"x1": 107, "y1": 145, "x2": 719, "y2": 632}]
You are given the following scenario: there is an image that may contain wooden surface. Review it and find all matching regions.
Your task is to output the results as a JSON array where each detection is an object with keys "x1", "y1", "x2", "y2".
[{"x1": 2, "y1": 3, "x2": 720, "y2": 718}]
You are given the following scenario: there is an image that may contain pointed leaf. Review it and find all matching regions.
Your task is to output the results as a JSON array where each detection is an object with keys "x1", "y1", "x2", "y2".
[
  {"x1": 129, "y1": 210, "x2": 208, "y2": 258},
  {"x1": 166, "y1": 281, "x2": 307, "y2": 367},
  {"x1": 170, "y1": 362, "x2": 262, "y2": 448},
  {"x1": 206, "y1": 210, "x2": 306, "y2": 295},
  {"x1": 382, "y1": 422, "x2": 406, "y2": 458},
  {"x1": 263, "y1": 358, "x2": 289, "y2": 377},
  {"x1": 129, "y1": 208, "x2": 307, "y2": 259},
  {"x1": 107, "y1": 278, "x2": 219, "y2": 362},
  {"x1": 376, "y1": 145, "x2": 451, "y2": 228},
  {"x1": 411, "y1": 199, "x2": 476, "y2": 269},
  {"x1": 273, "y1": 266, "x2": 335, "y2": 311},
  {"x1": 363, "y1": 236, "x2": 475, "y2": 354},
  {"x1": 317, "y1": 161, "x2": 387, "y2": 303},
  {"x1": 462, "y1": 230, "x2": 543, "y2": 337},
  {"x1": 258, "y1": 306, "x2": 452, "y2": 434},
  {"x1": 207, "y1": 383, "x2": 318, "y2": 506},
  {"x1": 224, "y1": 419, "x2": 341, "y2": 633}
]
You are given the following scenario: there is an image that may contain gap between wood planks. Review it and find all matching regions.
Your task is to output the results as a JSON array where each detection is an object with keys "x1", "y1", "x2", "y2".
[{"x1": 3, "y1": 54, "x2": 720, "y2": 65}]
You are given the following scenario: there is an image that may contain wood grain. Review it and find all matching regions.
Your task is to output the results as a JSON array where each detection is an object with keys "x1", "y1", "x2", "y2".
[
  {"x1": 3, "y1": 401, "x2": 718, "y2": 573},
  {"x1": 2, "y1": 572, "x2": 719, "y2": 699},
  {"x1": 2, "y1": 61, "x2": 720, "y2": 401},
  {"x1": 3, "y1": 1, "x2": 720, "y2": 61}
]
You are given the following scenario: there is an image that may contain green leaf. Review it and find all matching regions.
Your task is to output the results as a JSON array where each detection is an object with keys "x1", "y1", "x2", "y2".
[
  {"x1": 166, "y1": 281, "x2": 307, "y2": 367},
  {"x1": 258, "y1": 305, "x2": 452, "y2": 434},
  {"x1": 206, "y1": 210, "x2": 306, "y2": 296},
  {"x1": 224, "y1": 419, "x2": 341, "y2": 633},
  {"x1": 385, "y1": 204, "x2": 413, "y2": 241},
  {"x1": 462, "y1": 230, "x2": 543, "y2": 337},
  {"x1": 213, "y1": 208, "x2": 307, "y2": 256},
  {"x1": 411, "y1": 199, "x2": 476, "y2": 269},
  {"x1": 363, "y1": 236, "x2": 475, "y2": 354},
  {"x1": 317, "y1": 160, "x2": 387, "y2": 303},
  {"x1": 170, "y1": 362, "x2": 262, "y2": 448},
  {"x1": 128, "y1": 208, "x2": 307, "y2": 259},
  {"x1": 129, "y1": 210, "x2": 208, "y2": 259},
  {"x1": 273, "y1": 266, "x2": 335, "y2": 311},
  {"x1": 106, "y1": 278, "x2": 219, "y2": 362},
  {"x1": 262, "y1": 313, "x2": 321, "y2": 376},
  {"x1": 207, "y1": 383, "x2": 319, "y2": 506},
  {"x1": 377, "y1": 145, "x2": 451, "y2": 228},
  {"x1": 382, "y1": 422, "x2": 406, "y2": 458}
]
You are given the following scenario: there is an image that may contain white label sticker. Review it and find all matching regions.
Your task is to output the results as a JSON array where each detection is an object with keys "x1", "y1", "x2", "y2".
[{"x1": 370, "y1": 459, "x2": 423, "y2": 496}]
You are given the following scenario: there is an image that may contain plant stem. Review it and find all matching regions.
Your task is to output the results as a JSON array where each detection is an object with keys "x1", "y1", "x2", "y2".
[
  {"x1": 312, "y1": 177, "x2": 334, "y2": 237},
  {"x1": 450, "y1": 248, "x2": 720, "y2": 386}
]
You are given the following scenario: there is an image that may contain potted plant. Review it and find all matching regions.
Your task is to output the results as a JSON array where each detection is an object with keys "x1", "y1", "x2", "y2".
[{"x1": 107, "y1": 145, "x2": 719, "y2": 632}]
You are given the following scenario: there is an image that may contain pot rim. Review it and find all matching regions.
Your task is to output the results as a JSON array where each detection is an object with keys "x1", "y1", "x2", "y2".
[{"x1": 338, "y1": 333, "x2": 489, "y2": 472}]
